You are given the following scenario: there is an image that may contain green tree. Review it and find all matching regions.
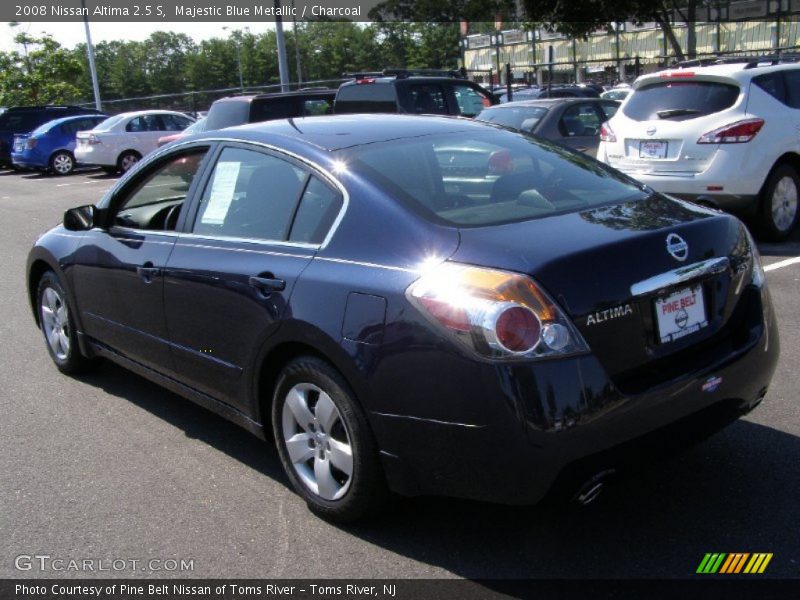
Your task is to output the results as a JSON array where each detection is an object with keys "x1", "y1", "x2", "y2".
[{"x1": 0, "y1": 31, "x2": 83, "y2": 105}]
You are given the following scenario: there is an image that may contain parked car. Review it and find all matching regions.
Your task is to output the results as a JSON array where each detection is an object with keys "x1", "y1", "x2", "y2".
[
  {"x1": 334, "y1": 69, "x2": 497, "y2": 116},
  {"x1": 204, "y1": 90, "x2": 335, "y2": 132},
  {"x1": 496, "y1": 86, "x2": 542, "y2": 103},
  {"x1": 157, "y1": 117, "x2": 208, "y2": 147},
  {"x1": 597, "y1": 60, "x2": 800, "y2": 240},
  {"x1": 536, "y1": 85, "x2": 601, "y2": 99},
  {"x1": 10, "y1": 114, "x2": 108, "y2": 175},
  {"x1": 0, "y1": 105, "x2": 104, "y2": 169},
  {"x1": 601, "y1": 87, "x2": 631, "y2": 101},
  {"x1": 476, "y1": 98, "x2": 621, "y2": 155},
  {"x1": 74, "y1": 110, "x2": 195, "y2": 174},
  {"x1": 28, "y1": 115, "x2": 777, "y2": 522}
]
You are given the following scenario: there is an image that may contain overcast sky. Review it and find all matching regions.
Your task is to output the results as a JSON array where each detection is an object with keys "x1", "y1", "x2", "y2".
[{"x1": 1, "y1": 21, "x2": 274, "y2": 52}]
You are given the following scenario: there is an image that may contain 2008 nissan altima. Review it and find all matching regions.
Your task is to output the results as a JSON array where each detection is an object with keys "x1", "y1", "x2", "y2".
[{"x1": 27, "y1": 115, "x2": 779, "y2": 522}]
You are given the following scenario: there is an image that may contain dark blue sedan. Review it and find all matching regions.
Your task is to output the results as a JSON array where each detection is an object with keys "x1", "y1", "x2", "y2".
[
  {"x1": 27, "y1": 115, "x2": 779, "y2": 521},
  {"x1": 11, "y1": 114, "x2": 108, "y2": 175}
]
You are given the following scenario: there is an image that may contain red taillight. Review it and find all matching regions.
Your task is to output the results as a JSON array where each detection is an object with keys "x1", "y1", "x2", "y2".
[
  {"x1": 418, "y1": 297, "x2": 470, "y2": 332},
  {"x1": 26, "y1": 138, "x2": 37, "y2": 149},
  {"x1": 406, "y1": 262, "x2": 589, "y2": 360},
  {"x1": 356, "y1": 78, "x2": 376, "y2": 84},
  {"x1": 600, "y1": 122, "x2": 616, "y2": 143},
  {"x1": 494, "y1": 305, "x2": 541, "y2": 352},
  {"x1": 697, "y1": 118, "x2": 764, "y2": 144},
  {"x1": 660, "y1": 71, "x2": 695, "y2": 78}
]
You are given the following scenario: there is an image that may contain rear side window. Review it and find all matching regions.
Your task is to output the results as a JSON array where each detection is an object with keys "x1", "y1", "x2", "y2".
[
  {"x1": 126, "y1": 115, "x2": 162, "y2": 132},
  {"x1": 288, "y1": 176, "x2": 342, "y2": 244},
  {"x1": 407, "y1": 84, "x2": 449, "y2": 115},
  {"x1": 752, "y1": 72, "x2": 787, "y2": 104},
  {"x1": 193, "y1": 147, "x2": 307, "y2": 242},
  {"x1": 623, "y1": 81, "x2": 740, "y2": 121},
  {"x1": 559, "y1": 104, "x2": 602, "y2": 137},
  {"x1": 303, "y1": 99, "x2": 333, "y2": 116},
  {"x1": 335, "y1": 83, "x2": 398, "y2": 114},
  {"x1": 782, "y1": 71, "x2": 800, "y2": 108}
]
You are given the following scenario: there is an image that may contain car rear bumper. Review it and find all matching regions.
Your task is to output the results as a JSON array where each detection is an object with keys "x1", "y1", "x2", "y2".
[{"x1": 372, "y1": 285, "x2": 779, "y2": 505}]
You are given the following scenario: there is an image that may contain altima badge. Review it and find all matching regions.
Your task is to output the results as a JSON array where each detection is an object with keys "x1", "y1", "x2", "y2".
[
  {"x1": 586, "y1": 304, "x2": 633, "y2": 326},
  {"x1": 666, "y1": 233, "x2": 689, "y2": 261}
]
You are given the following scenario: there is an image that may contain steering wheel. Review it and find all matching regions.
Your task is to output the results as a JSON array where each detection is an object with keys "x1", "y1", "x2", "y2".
[{"x1": 163, "y1": 204, "x2": 181, "y2": 231}]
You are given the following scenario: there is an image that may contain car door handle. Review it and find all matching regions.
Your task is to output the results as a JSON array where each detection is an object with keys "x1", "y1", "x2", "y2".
[
  {"x1": 249, "y1": 276, "x2": 286, "y2": 293},
  {"x1": 136, "y1": 262, "x2": 161, "y2": 283}
]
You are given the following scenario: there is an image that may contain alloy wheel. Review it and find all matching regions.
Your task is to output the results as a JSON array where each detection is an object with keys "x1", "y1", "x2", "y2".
[
  {"x1": 281, "y1": 383, "x2": 353, "y2": 501},
  {"x1": 40, "y1": 287, "x2": 70, "y2": 360},
  {"x1": 771, "y1": 175, "x2": 799, "y2": 233},
  {"x1": 52, "y1": 153, "x2": 74, "y2": 175}
]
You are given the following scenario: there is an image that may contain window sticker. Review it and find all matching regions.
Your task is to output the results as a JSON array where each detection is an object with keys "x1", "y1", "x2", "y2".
[{"x1": 200, "y1": 161, "x2": 241, "y2": 225}]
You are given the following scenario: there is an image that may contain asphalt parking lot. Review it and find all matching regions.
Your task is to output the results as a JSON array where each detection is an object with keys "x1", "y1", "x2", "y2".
[{"x1": 1, "y1": 168, "x2": 799, "y2": 581}]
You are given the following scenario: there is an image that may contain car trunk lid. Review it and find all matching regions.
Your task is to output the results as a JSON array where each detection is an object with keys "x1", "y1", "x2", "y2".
[{"x1": 452, "y1": 194, "x2": 756, "y2": 387}]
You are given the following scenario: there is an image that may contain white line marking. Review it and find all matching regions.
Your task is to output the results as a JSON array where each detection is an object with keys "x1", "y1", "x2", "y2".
[
  {"x1": 56, "y1": 183, "x2": 72, "y2": 187},
  {"x1": 764, "y1": 256, "x2": 800, "y2": 271}
]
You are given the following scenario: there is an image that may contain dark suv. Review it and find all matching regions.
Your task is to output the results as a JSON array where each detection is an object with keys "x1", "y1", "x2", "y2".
[
  {"x1": 334, "y1": 69, "x2": 497, "y2": 117},
  {"x1": 0, "y1": 105, "x2": 104, "y2": 168},
  {"x1": 204, "y1": 90, "x2": 336, "y2": 131}
]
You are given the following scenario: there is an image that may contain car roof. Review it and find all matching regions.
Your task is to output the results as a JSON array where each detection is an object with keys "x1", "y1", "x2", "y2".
[
  {"x1": 214, "y1": 90, "x2": 335, "y2": 103},
  {"x1": 635, "y1": 62, "x2": 800, "y2": 88},
  {"x1": 111, "y1": 109, "x2": 193, "y2": 118},
  {"x1": 488, "y1": 98, "x2": 608, "y2": 108},
  {"x1": 339, "y1": 76, "x2": 472, "y2": 86},
  {"x1": 202, "y1": 114, "x2": 493, "y2": 151},
  {"x1": 40, "y1": 114, "x2": 108, "y2": 128}
]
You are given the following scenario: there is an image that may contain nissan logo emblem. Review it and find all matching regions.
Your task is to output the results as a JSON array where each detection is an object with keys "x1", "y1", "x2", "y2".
[
  {"x1": 646, "y1": 126, "x2": 657, "y2": 136},
  {"x1": 666, "y1": 233, "x2": 689, "y2": 261}
]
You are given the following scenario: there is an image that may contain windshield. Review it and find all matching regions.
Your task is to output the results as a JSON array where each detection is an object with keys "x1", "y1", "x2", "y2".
[
  {"x1": 476, "y1": 106, "x2": 548, "y2": 133},
  {"x1": 342, "y1": 130, "x2": 645, "y2": 227},
  {"x1": 93, "y1": 114, "x2": 126, "y2": 131},
  {"x1": 623, "y1": 81, "x2": 740, "y2": 121}
]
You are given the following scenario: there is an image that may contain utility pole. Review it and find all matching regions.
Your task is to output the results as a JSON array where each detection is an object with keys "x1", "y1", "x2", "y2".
[
  {"x1": 291, "y1": 0, "x2": 302, "y2": 85},
  {"x1": 274, "y1": 0, "x2": 291, "y2": 92},
  {"x1": 80, "y1": 0, "x2": 102, "y2": 111}
]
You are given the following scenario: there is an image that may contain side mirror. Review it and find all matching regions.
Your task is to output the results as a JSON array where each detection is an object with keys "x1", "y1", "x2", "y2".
[{"x1": 63, "y1": 205, "x2": 101, "y2": 231}]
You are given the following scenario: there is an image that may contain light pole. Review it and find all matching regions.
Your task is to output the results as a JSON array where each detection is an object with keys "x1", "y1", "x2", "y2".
[
  {"x1": 222, "y1": 27, "x2": 244, "y2": 92},
  {"x1": 79, "y1": 0, "x2": 102, "y2": 110},
  {"x1": 274, "y1": 0, "x2": 291, "y2": 91},
  {"x1": 291, "y1": 0, "x2": 302, "y2": 85}
]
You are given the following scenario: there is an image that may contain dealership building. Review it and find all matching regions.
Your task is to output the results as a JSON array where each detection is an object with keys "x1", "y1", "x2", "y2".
[{"x1": 462, "y1": 0, "x2": 800, "y2": 84}]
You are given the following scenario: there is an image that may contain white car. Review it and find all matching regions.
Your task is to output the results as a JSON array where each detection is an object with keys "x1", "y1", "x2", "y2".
[
  {"x1": 75, "y1": 110, "x2": 194, "y2": 174},
  {"x1": 597, "y1": 61, "x2": 800, "y2": 240}
]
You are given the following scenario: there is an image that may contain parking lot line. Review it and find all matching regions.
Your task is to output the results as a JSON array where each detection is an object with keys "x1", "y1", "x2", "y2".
[{"x1": 764, "y1": 256, "x2": 800, "y2": 271}]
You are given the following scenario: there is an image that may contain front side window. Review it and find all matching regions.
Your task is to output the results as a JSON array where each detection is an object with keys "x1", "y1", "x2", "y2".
[
  {"x1": 193, "y1": 147, "x2": 307, "y2": 242},
  {"x1": 452, "y1": 84, "x2": 492, "y2": 117},
  {"x1": 112, "y1": 150, "x2": 207, "y2": 230},
  {"x1": 343, "y1": 131, "x2": 644, "y2": 227}
]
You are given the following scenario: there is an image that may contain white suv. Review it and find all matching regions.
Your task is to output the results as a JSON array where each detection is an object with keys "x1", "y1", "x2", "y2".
[
  {"x1": 75, "y1": 110, "x2": 194, "y2": 174},
  {"x1": 597, "y1": 60, "x2": 800, "y2": 240}
]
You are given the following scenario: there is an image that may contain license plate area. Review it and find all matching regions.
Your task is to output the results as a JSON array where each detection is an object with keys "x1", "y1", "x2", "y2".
[
  {"x1": 653, "y1": 284, "x2": 708, "y2": 344},
  {"x1": 639, "y1": 140, "x2": 668, "y2": 159}
]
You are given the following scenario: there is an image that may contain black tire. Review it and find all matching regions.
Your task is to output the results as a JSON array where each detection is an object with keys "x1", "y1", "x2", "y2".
[
  {"x1": 758, "y1": 164, "x2": 800, "y2": 242},
  {"x1": 271, "y1": 356, "x2": 388, "y2": 523},
  {"x1": 49, "y1": 151, "x2": 75, "y2": 176},
  {"x1": 117, "y1": 150, "x2": 141, "y2": 173},
  {"x1": 36, "y1": 271, "x2": 93, "y2": 374}
]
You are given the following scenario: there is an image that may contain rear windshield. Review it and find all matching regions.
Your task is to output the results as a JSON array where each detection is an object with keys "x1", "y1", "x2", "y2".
[
  {"x1": 341, "y1": 130, "x2": 644, "y2": 227},
  {"x1": 93, "y1": 114, "x2": 126, "y2": 131},
  {"x1": 623, "y1": 81, "x2": 740, "y2": 121},
  {"x1": 334, "y1": 83, "x2": 398, "y2": 114},
  {"x1": 476, "y1": 106, "x2": 548, "y2": 133},
  {"x1": 205, "y1": 101, "x2": 251, "y2": 130}
]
